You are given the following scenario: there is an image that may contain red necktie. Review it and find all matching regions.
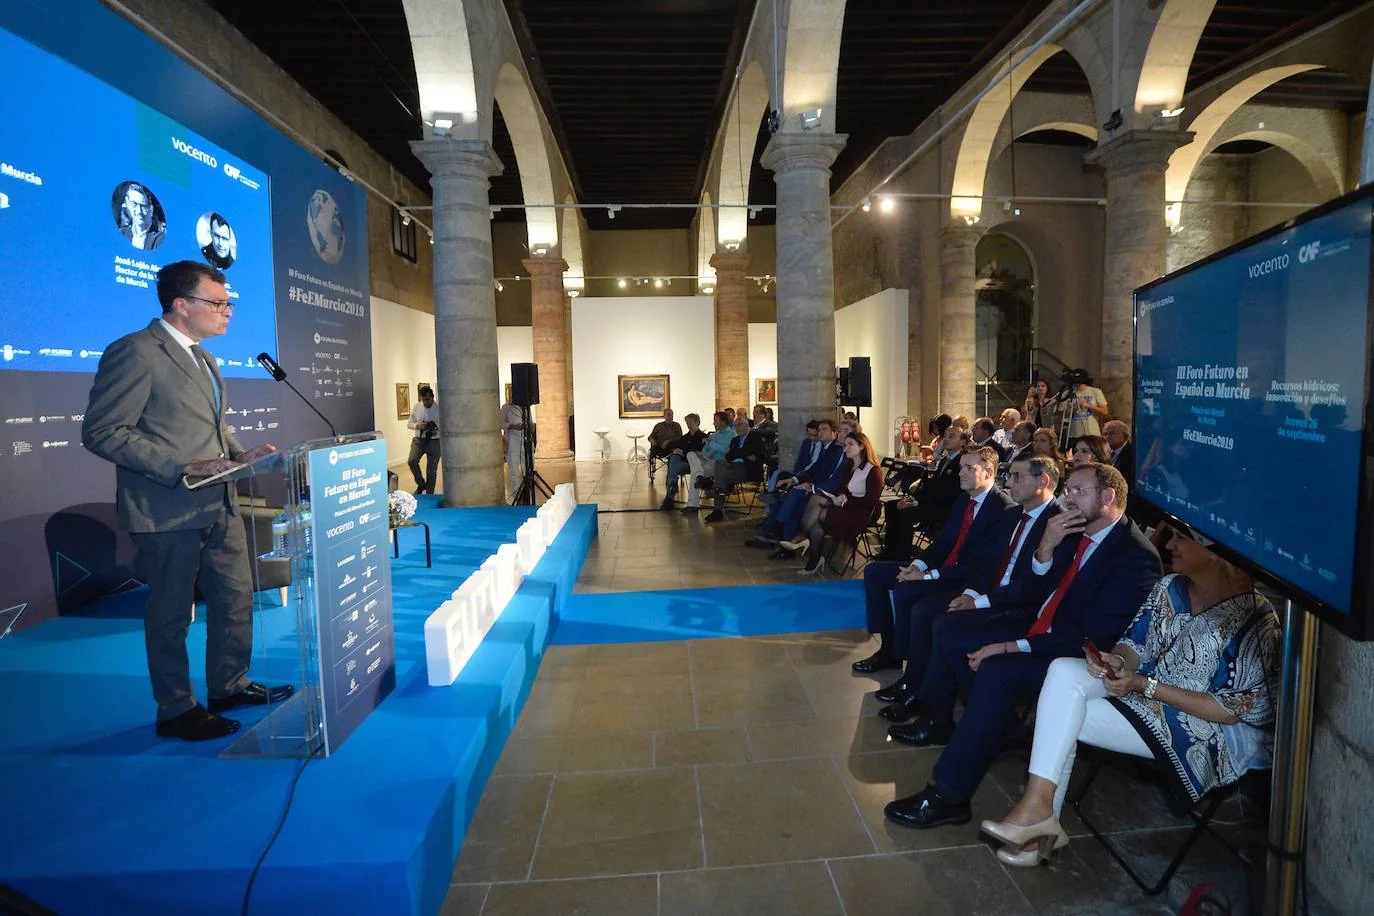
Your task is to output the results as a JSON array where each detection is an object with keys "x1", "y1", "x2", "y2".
[
  {"x1": 1026, "y1": 536, "x2": 1092, "y2": 637},
  {"x1": 942, "y1": 499, "x2": 977, "y2": 567},
  {"x1": 993, "y1": 512, "x2": 1032, "y2": 585}
]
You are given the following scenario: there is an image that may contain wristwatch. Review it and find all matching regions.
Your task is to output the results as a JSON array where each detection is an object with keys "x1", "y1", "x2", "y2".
[{"x1": 1144, "y1": 677, "x2": 1160, "y2": 700}]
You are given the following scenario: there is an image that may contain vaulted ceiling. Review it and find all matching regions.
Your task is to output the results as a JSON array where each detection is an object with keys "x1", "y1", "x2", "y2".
[{"x1": 210, "y1": 0, "x2": 1367, "y2": 232}]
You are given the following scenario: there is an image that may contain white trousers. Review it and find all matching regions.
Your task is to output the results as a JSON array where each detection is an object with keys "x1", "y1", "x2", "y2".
[
  {"x1": 685, "y1": 452, "x2": 709, "y2": 508},
  {"x1": 1027, "y1": 657, "x2": 1153, "y2": 815},
  {"x1": 505, "y1": 432, "x2": 525, "y2": 490}
]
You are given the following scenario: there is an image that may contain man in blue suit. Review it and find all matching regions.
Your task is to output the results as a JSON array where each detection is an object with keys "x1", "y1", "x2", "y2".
[
  {"x1": 873, "y1": 452, "x2": 1063, "y2": 721},
  {"x1": 854, "y1": 446, "x2": 1013, "y2": 673},
  {"x1": 746, "y1": 419, "x2": 845, "y2": 545},
  {"x1": 762, "y1": 418, "x2": 822, "y2": 495},
  {"x1": 883, "y1": 462, "x2": 1160, "y2": 829}
]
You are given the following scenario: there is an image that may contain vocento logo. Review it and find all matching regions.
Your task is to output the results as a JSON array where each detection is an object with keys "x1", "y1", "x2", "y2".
[{"x1": 1247, "y1": 253, "x2": 1289, "y2": 278}]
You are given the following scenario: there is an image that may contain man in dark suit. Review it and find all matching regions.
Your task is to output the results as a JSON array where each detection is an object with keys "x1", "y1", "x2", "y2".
[
  {"x1": 1104, "y1": 419, "x2": 1135, "y2": 485},
  {"x1": 82, "y1": 261, "x2": 293, "y2": 741},
  {"x1": 854, "y1": 446, "x2": 1014, "y2": 673},
  {"x1": 749, "y1": 419, "x2": 844, "y2": 543},
  {"x1": 872, "y1": 452, "x2": 1063, "y2": 721},
  {"x1": 877, "y1": 425, "x2": 970, "y2": 561},
  {"x1": 883, "y1": 462, "x2": 1160, "y2": 829},
  {"x1": 996, "y1": 420, "x2": 1036, "y2": 486},
  {"x1": 971, "y1": 417, "x2": 1008, "y2": 462},
  {"x1": 704, "y1": 415, "x2": 765, "y2": 521}
]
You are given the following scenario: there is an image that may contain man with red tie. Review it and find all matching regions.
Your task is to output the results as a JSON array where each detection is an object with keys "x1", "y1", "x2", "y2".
[
  {"x1": 854, "y1": 447, "x2": 1014, "y2": 674},
  {"x1": 883, "y1": 461, "x2": 1160, "y2": 830}
]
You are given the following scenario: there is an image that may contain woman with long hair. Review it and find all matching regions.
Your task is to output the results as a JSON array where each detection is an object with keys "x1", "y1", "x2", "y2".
[
  {"x1": 1070, "y1": 434, "x2": 1110, "y2": 467},
  {"x1": 780, "y1": 431, "x2": 883, "y2": 574},
  {"x1": 919, "y1": 413, "x2": 953, "y2": 462},
  {"x1": 979, "y1": 523, "x2": 1280, "y2": 866}
]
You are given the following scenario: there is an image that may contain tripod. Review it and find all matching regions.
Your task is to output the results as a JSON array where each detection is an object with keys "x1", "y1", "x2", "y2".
[{"x1": 510, "y1": 404, "x2": 555, "y2": 506}]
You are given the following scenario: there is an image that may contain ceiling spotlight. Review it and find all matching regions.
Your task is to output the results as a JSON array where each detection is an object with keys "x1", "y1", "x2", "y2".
[
  {"x1": 723, "y1": 239, "x2": 741, "y2": 252},
  {"x1": 653, "y1": 278, "x2": 664, "y2": 289},
  {"x1": 531, "y1": 244, "x2": 548, "y2": 257},
  {"x1": 961, "y1": 214, "x2": 980, "y2": 226},
  {"x1": 617, "y1": 278, "x2": 627, "y2": 288},
  {"x1": 861, "y1": 199, "x2": 871, "y2": 213},
  {"x1": 1159, "y1": 106, "x2": 1185, "y2": 119},
  {"x1": 748, "y1": 206, "x2": 761, "y2": 220},
  {"x1": 399, "y1": 209, "x2": 412, "y2": 227},
  {"x1": 433, "y1": 118, "x2": 454, "y2": 130},
  {"x1": 799, "y1": 108, "x2": 823, "y2": 130},
  {"x1": 568, "y1": 289, "x2": 581, "y2": 298},
  {"x1": 338, "y1": 166, "x2": 355, "y2": 183},
  {"x1": 879, "y1": 197, "x2": 895, "y2": 214},
  {"x1": 1013, "y1": 207, "x2": 1022, "y2": 217},
  {"x1": 702, "y1": 285, "x2": 715, "y2": 295},
  {"x1": 494, "y1": 280, "x2": 504, "y2": 292},
  {"x1": 607, "y1": 205, "x2": 621, "y2": 220}
]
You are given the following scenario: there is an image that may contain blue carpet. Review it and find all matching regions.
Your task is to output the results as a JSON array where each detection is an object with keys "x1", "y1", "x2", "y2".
[
  {"x1": 0, "y1": 500, "x2": 595, "y2": 916},
  {"x1": 554, "y1": 580, "x2": 866, "y2": 644}
]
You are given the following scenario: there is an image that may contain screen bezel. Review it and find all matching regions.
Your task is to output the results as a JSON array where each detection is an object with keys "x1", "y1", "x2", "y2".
[{"x1": 1133, "y1": 182, "x2": 1374, "y2": 641}]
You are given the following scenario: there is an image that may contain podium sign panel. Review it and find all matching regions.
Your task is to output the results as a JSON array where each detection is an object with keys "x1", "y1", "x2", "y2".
[{"x1": 307, "y1": 439, "x2": 396, "y2": 754}]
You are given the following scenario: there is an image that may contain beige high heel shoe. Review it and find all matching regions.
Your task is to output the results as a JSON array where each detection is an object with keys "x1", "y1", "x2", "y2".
[
  {"x1": 979, "y1": 814, "x2": 1064, "y2": 847},
  {"x1": 996, "y1": 831, "x2": 1069, "y2": 867}
]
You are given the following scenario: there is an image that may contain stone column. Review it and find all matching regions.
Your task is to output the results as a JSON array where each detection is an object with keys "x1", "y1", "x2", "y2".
[
  {"x1": 709, "y1": 251, "x2": 751, "y2": 410},
  {"x1": 760, "y1": 131, "x2": 847, "y2": 467},
  {"x1": 522, "y1": 256, "x2": 572, "y2": 459},
  {"x1": 1085, "y1": 129, "x2": 1192, "y2": 422},
  {"x1": 410, "y1": 138, "x2": 504, "y2": 506},
  {"x1": 938, "y1": 223, "x2": 983, "y2": 421}
]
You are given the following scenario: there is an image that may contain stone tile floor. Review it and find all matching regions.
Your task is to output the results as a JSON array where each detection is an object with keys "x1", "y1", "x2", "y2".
[{"x1": 442, "y1": 460, "x2": 1264, "y2": 914}]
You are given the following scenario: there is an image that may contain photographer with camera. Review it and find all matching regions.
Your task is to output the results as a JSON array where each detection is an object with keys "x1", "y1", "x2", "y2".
[
  {"x1": 1062, "y1": 368, "x2": 1109, "y2": 442},
  {"x1": 407, "y1": 385, "x2": 440, "y2": 495}
]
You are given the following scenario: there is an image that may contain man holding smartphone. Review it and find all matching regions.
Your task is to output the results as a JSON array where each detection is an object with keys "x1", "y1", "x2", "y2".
[{"x1": 407, "y1": 385, "x2": 440, "y2": 495}]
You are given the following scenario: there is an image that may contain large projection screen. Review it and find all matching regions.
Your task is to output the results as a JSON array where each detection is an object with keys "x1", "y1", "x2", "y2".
[{"x1": 1133, "y1": 186, "x2": 1374, "y2": 639}]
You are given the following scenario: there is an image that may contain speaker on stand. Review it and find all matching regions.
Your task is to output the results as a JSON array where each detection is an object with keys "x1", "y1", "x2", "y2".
[{"x1": 509, "y1": 362, "x2": 553, "y2": 506}]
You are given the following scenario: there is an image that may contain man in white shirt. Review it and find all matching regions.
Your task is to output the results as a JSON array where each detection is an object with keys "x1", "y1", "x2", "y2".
[
  {"x1": 407, "y1": 385, "x2": 440, "y2": 494},
  {"x1": 500, "y1": 396, "x2": 527, "y2": 493},
  {"x1": 992, "y1": 408, "x2": 1020, "y2": 449}
]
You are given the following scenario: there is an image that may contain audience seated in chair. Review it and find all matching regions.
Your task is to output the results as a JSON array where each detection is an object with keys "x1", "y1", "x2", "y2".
[
  {"x1": 877, "y1": 423, "x2": 970, "y2": 561},
  {"x1": 1103, "y1": 419, "x2": 1135, "y2": 485},
  {"x1": 682, "y1": 412, "x2": 734, "y2": 513},
  {"x1": 762, "y1": 419, "x2": 820, "y2": 496},
  {"x1": 777, "y1": 430, "x2": 883, "y2": 573},
  {"x1": 854, "y1": 445, "x2": 1015, "y2": 675},
  {"x1": 1032, "y1": 427, "x2": 1062, "y2": 459},
  {"x1": 881, "y1": 462, "x2": 1160, "y2": 832},
  {"x1": 971, "y1": 417, "x2": 1008, "y2": 461},
  {"x1": 870, "y1": 453, "x2": 1063, "y2": 722},
  {"x1": 703, "y1": 415, "x2": 765, "y2": 521},
  {"x1": 660, "y1": 413, "x2": 707, "y2": 510},
  {"x1": 919, "y1": 413, "x2": 954, "y2": 462},
  {"x1": 980, "y1": 521, "x2": 1278, "y2": 867},
  {"x1": 992, "y1": 408, "x2": 1020, "y2": 449},
  {"x1": 1070, "y1": 434, "x2": 1111, "y2": 468},
  {"x1": 746, "y1": 419, "x2": 846, "y2": 548},
  {"x1": 646, "y1": 409, "x2": 684, "y2": 478},
  {"x1": 997, "y1": 420, "x2": 1037, "y2": 485}
]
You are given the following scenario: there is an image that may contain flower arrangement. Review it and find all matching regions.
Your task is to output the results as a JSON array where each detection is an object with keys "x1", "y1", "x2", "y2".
[{"x1": 388, "y1": 490, "x2": 418, "y2": 527}]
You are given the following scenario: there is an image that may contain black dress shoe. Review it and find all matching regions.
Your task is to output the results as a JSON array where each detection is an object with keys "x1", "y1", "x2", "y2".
[
  {"x1": 852, "y1": 651, "x2": 903, "y2": 674},
  {"x1": 874, "y1": 679, "x2": 915, "y2": 703},
  {"x1": 884, "y1": 786, "x2": 971, "y2": 829},
  {"x1": 208, "y1": 682, "x2": 295, "y2": 713},
  {"x1": 887, "y1": 717, "x2": 955, "y2": 747},
  {"x1": 156, "y1": 705, "x2": 241, "y2": 741},
  {"x1": 660, "y1": 498, "x2": 675, "y2": 511},
  {"x1": 878, "y1": 692, "x2": 928, "y2": 723}
]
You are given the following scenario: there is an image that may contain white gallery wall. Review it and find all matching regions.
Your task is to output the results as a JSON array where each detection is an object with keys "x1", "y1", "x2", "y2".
[
  {"x1": 496, "y1": 326, "x2": 535, "y2": 422},
  {"x1": 570, "y1": 296, "x2": 716, "y2": 459},
  {"x1": 835, "y1": 288, "x2": 909, "y2": 457},
  {"x1": 748, "y1": 323, "x2": 778, "y2": 421},
  {"x1": 370, "y1": 295, "x2": 437, "y2": 467}
]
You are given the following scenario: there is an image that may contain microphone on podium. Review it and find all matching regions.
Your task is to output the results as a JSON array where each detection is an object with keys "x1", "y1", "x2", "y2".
[{"x1": 256, "y1": 352, "x2": 339, "y2": 438}]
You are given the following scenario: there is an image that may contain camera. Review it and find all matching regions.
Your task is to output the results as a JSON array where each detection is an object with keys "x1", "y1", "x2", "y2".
[{"x1": 1060, "y1": 367, "x2": 1093, "y2": 386}]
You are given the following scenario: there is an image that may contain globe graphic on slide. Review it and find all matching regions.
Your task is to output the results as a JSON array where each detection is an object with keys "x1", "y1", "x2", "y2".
[{"x1": 306, "y1": 189, "x2": 346, "y2": 264}]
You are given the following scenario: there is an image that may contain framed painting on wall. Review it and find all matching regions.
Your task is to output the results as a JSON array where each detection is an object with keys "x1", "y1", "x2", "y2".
[
  {"x1": 395, "y1": 382, "x2": 411, "y2": 420},
  {"x1": 504, "y1": 382, "x2": 513, "y2": 403},
  {"x1": 755, "y1": 378, "x2": 777, "y2": 404},
  {"x1": 618, "y1": 374, "x2": 670, "y2": 418}
]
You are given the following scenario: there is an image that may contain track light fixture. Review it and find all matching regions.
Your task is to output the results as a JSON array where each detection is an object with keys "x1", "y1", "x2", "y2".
[
  {"x1": 861, "y1": 199, "x2": 871, "y2": 213},
  {"x1": 879, "y1": 197, "x2": 895, "y2": 214},
  {"x1": 607, "y1": 205, "x2": 621, "y2": 220},
  {"x1": 748, "y1": 206, "x2": 760, "y2": 220},
  {"x1": 799, "y1": 108, "x2": 823, "y2": 130},
  {"x1": 617, "y1": 278, "x2": 627, "y2": 288},
  {"x1": 568, "y1": 289, "x2": 581, "y2": 298},
  {"x1": 399, "y1": 209, "x2": 412, "y2": 227}
]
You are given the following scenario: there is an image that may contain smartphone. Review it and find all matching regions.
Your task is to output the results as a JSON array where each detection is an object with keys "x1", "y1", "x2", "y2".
[{"x1": 1083, "y1": 638, "x2": 1108, "y2": 669}]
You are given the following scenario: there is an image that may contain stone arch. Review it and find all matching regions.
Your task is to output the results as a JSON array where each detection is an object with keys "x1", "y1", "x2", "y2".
[
  {"x1": 493, "y1": 62, "x2": 558, "y2": 251},
  {"x1": 1218, "y1": 130, "x2": 1343, "y2": 202},
  {"x1": 716, "y1": 59, "x2": 771, "y2": 249},
  {"x1": 949, "y1": 45, "x2": 1096, "y2": 219},
  {"x1": 401, "y1": 0, "x2": 478, "y2": 125},
  {"x1": 561, "y1": 195, "x2": 584, "y2": 294},
  {"x1": 698, "y1": 191, "x2": 718, "y2": 293},
  {"x1": 778, "y1": 0, "x2": 846, "y2": 128},
  {"x1": 1165, "y1": 65, "x2": 1325, "y2": 203},
  {"x1": 972, "y1": 231, "x2": 1037, "y2": 388},
  {"x1": 1132, "y1": 0, "x2": 1216, "y2": 114}
]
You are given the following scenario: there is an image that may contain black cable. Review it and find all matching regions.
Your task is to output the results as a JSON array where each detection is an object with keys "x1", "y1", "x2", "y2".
[{"x1": 240, "y1": 745, "x2": 320, "y2": 916}]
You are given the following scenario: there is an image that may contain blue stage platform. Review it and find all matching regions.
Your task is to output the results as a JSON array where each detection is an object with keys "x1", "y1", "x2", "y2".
[{"x1": 0, "y1": 500, "x2": 596, "y2": 916}]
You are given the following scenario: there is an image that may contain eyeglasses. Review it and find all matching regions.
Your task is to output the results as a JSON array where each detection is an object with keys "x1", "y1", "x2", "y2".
[
  {"x1": 184, "y1": 295, "x2": 235, "y2": 313},
  {"x1": 1063, "y1": 485, "x2": 1103, "y2": 497}
]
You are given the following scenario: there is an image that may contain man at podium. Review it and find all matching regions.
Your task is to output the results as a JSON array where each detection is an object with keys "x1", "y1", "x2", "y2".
[{"x1": 82, "y1": 261, "x2": 293, "y2": 741}]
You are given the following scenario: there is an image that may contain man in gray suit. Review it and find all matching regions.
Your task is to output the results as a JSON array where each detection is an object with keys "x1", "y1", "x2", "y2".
[{"x1": 83, "y1": 261, "x2": 292, "y2": 740}]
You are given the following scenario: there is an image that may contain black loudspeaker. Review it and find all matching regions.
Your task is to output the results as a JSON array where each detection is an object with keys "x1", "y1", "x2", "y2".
[
  {"x1": 511, "y1": 362, "x2": 540, "y2": 407},
  {"x1": 835, "y1": 367, "x2": 850, "y2": 403},
  {"x1": 848, "y1": 356, "x2": 873, "y2": 407}
]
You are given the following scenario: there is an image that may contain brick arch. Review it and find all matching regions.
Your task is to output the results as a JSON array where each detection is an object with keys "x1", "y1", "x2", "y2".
[
  {"x1": 949, "y1": 45, "x2": 1098, "y2": 220},
  {"x1": 1165, "y1": 65, "x2": 1325, "y2": 203},
  {"x1": 493, "y1": 62, "x2": 558, "y2": 251},
  {"x1": 716, "y1": 59, "x2": 771, "y2": 249}
]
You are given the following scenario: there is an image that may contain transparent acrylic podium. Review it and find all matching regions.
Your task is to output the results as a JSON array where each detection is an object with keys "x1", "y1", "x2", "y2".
[{"x1": 222, "y1": 431, "x2": 392, "y2": 760}]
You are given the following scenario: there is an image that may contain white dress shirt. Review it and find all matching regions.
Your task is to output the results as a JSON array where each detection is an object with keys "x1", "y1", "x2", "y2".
[
  {"x1": 962, "y1": 495, "x2": 1055, "y2": 607},
  {"x1": 911, "y1": 485, "x2": 993, "y2": 577},
  {"x1": 1017, "y1": 515, "x2": 1123, "y2": 651}
]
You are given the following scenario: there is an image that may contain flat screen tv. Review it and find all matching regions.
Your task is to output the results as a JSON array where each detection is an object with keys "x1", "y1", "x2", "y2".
[{"x1": 1134, "y1": 185, "x2": 1374, "y2": 639}]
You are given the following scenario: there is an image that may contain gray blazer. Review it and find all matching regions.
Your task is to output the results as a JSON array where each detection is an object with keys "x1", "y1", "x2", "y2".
[{"x1": 82, "y1": 319, "x2": 245, "y2": 532}]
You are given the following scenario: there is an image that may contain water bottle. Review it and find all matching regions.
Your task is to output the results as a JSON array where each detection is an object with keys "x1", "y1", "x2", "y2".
[
  {"x1": 300, "y1": 501, "x2": 313, "y2": 553},
  {"x1": 271, "y1": 511, "x2": 289, "y2": 556}
]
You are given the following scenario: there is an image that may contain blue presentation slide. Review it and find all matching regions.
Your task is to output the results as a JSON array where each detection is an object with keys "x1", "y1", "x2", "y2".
[
  {"x1": 1135, "y1": 197, "x2": 1372, "y2": 613},
  {"x1": 0, "y1": 26, "x2": 277, "y2": 377}
]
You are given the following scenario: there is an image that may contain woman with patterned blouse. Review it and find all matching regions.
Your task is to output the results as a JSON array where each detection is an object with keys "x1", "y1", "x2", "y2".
[{"x1": 979, "y1": 521, "x2": 1280, "y2": 866}]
